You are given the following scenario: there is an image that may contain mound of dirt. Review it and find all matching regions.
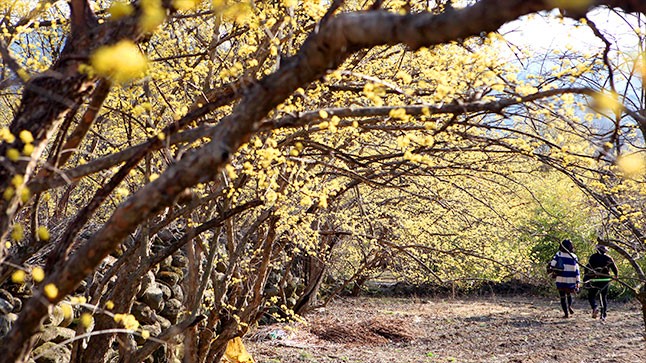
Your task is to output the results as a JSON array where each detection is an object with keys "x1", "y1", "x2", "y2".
[{"x1": 309, "y1": 316, "x2": 418, "y2": 345}]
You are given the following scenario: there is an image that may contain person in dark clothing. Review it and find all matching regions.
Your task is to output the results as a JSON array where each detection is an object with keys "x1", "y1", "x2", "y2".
[
  {"x1": 548, "y1": 239, "x2": 580, "y2": 318},
  {"x1": 584, "y1": 244, "x2": 618, "y2": 321}
]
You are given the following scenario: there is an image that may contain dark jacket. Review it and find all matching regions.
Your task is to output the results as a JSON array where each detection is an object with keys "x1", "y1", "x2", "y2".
[{"x1": 584, "y1": 252, "x2": 618, "y2": 281}]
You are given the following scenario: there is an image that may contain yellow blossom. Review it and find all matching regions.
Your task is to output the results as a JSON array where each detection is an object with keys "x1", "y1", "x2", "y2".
[
  {"x1": 225, "y1": 164, "x2": 238, "y2": 180},
  {"x1": 60, "y1": 303, "x2": 73, "y2": 320},
  {"x1": 91, "y1": 40, "x2": 148, "y2": 83},
  {"x1": 81, "y1": 313, "x2": 94, "y2": 328},
  {"x1": 20, "y1": 187, "x2": 31, "y2": 203},
  {"x1": 174, "y1": 0, "x2": 201, "y2": 10},
  {"x1": 395, "y1": 70, "x2": 412, "y2": 84},
  {"x1": 592, "y1": 92, "x2": 622, "y2": 114},
  {"x1": 70, "y1": 296, "x2": 87, "y2": 304},
  {"x1": 16, "y1": 68, "x2": 29, "y2": 82},
  {"x1": 11, "y1": 223, "x2": 24, "y2": 241},
  {"x1": 114, "y1": 313, "x2": 140, "y2": 330},
  {"x1": 389, "y1": 108, "x2": 408, "y2": 120},
  {"x1": 37, "y1": 226, "x2": 50, "y2": 241},
  {"x1": 3, "y1": 187, "x2": 15, "y2": 201},
  {"x1": 300, "y1": 195, "x2": 312, "y2": 206},
  {"x1": 115, "y1": 187, "x2": 130, "y2": 197},
  {"x1": 44, "y1": 283, "x2": 59, "y2": 300},
  {"x1": 32, "y1": 267, "x2": 45, "y2": 282},
  {"x1": 11, "y1": 175, "x2": 24, "y2": 187},
  {"x1": 19, "y1": 130, "x2": 34, "y2": 143},
  {"x1": 108, "y1": 2, "x2": 134, "y2": 20},
  {"x1": 7, "y1": 148, "x2": 20, "y2": 161},
  {"x1": 617, "y1": 153, "x2": 645, "y2": 178},
  {"x1": 22, "y1": 143, "x2": 34, "y2": 156},
  {"x1": 318, "y1": 196, "x2": 328, "y2": 208},
  {"x1": 139, "y1": 0, "x2": 167, "y2": 32},
  {"x1": 221, "y1": 2, "x2": 252, "y2": 24},
  {"x1": 11, "y1": 270, "x2": 26, "y2": 284},
  {"x1": 0, "y1": 127, "x2": 15, "y2": 143},
  {"x1": 105, "y1": 300, "x2": 115, "y2": 310}
]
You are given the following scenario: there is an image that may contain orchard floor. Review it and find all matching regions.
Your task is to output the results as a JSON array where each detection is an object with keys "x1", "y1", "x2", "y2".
[{"x1": 246, "y1": 295, "x2": 645, "y2": 363}]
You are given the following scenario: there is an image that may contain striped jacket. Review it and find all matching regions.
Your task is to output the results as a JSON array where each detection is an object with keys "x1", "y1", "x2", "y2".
[{"x1": 549, "y1": 251, "x2": 580, "y2": 290}]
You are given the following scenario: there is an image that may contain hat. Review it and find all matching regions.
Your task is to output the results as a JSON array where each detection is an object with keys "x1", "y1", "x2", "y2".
[{"x1": 596, "y1": 244, "x2": 609, "y2": 253}]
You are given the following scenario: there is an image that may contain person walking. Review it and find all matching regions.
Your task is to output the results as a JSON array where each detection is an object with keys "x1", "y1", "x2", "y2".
[
  {"x1": 548, "y1": 239, "x2": 580, "y2": 318},
  {"x1": 584, "y1": 244, "x2": 618, "y2": 321}
]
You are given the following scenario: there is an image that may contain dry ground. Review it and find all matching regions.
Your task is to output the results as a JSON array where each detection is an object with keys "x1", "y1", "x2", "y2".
[{"x1": 246, "y1": 295, "x2": 645, "y2": 363}]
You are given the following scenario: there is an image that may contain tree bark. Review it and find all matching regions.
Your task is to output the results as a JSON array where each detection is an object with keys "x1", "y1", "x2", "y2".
[{"x1": 2, "y1": 1, "x2": 646, "y2": 361}]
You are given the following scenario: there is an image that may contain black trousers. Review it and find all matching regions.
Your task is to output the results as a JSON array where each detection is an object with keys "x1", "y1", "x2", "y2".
[
  {"x1": 558, "y1": 289, "x2": 573, "y2": 315},
  {"x1": 587, "y1": 281, "x2": 609, "y2": 318}
]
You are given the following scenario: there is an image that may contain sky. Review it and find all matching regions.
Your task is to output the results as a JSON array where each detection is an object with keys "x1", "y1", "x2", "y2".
[
  {"x1": 500, "y1": 8, "x2": 643, "y2": 58},
  {"x1": 499, "y1": 8, "x2": 646, "y2": 149}
]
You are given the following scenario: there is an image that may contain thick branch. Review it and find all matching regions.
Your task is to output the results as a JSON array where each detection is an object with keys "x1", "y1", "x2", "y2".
[{"x1": 3, "y1": 0, "x2": 645, "y2": 360}]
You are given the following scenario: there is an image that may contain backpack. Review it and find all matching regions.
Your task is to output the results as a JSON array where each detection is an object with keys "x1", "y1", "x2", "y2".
[{"x1": 547, "y1": 255, "x2": 565, "y2": 278}]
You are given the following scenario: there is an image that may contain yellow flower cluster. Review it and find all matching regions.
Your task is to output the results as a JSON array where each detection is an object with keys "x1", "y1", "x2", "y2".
[
  {"x1": 91, "y1": 40, "x2": 148, "y2": 83},
  {"x1": 0, "y1": 127, "x2": 15, "y2": 143},
  {"x1": 108, "y1": 2, "x2": 134, "y2": 20},
  {"x1": 140, "y1": 0, "x2": 167, "y2": 32},
  {"x1": 174, "y1": 0, "x2": 202, "y2": 11},
  {"x1": 114, "y1": 313, "x2": 140, "y2": 330}
]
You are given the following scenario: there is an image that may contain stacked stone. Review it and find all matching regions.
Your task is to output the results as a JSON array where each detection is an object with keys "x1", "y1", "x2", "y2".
[
  {"x1": 131, "y1": 229, "x2": 188, "y2": 359},
  {"x1": 0, "y1": 226, "x2": 191, "y2": 362}
]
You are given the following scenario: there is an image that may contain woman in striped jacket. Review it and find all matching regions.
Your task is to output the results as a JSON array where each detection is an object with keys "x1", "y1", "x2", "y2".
[{"x1": 548, "y1": 239, "x2": 581, "y2": 318}]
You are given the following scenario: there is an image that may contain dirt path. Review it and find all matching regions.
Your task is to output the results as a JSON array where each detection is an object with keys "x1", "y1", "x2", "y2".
[{"x1": 246, "y1": 295, "x2": 645, "y2": 363}]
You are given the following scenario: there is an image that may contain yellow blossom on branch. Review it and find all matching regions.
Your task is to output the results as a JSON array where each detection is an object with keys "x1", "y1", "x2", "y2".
[
  {"x1": 11, "y1": 270, "x2": 26, "y2": 284},
  {"x1": 114, "y1": 313, "x2": 140, "y2": 330},
  {"x1": 108, "y1": 2, "x2": 134, "y2": 20},
  {"x1": 19, "y1": 130, "x2": 33, "y2": 143},
  {"x1": 11, "y1": 223, "x2": 24, "y2": 241},
  {"x1": 3, "y1": 187, "x2": 15, "y2": 201},
  {"x1": 81, "y1": 313, "x2": 94, "y2": 328},
  {"x1": 174, "y1": 0, "x2": 201, "y2": 10},
  {"x1": 44, "y1": 283, "x2": 59, "y2": 300},
  {"x1": 592, "y1": 91, "x2": 622, "y2": 114},
  {"x1": 0, "y1": 127, "x2": 15, "y2": 143},
  {"x1": 91, "y1": 40, "x2": 148, "y2": 83},
  {"x1": 140, "y1": 0, "x2": 167, "y2": 32},
  {"x1": 7, "y1": 148, "x2": 20, "y2": 161},
  {"x1": 60, "y1": 303, "x2": 73, "y2": 320},
  {"x1": 31, "y1": 267, "x2": 45, "y2": 282},
  {"x1": 22, "y1": 143, "x2": 34, "y2": 156},
  {"x1": 37, "y1": 226, "x2": 50, "y2": 241},
  {"x1": 617, "y1": 153, "x2": 645, "y2": 179}
]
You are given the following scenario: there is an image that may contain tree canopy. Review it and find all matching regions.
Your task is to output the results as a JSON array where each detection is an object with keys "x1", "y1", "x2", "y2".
[{"x1": 2, "y1": 0, "x2": 646, "y2": 362}]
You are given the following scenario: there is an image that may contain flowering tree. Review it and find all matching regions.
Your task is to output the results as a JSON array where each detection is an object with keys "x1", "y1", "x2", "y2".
[{"x1": 1, "y1": 0, "x2": 646, "y2": 362}]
